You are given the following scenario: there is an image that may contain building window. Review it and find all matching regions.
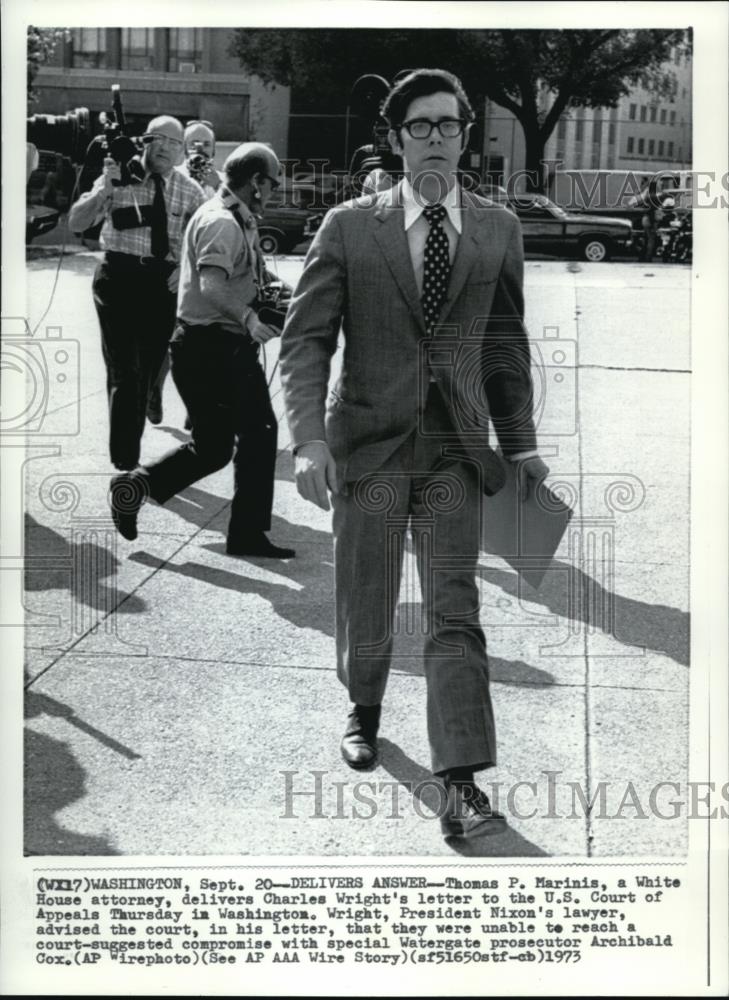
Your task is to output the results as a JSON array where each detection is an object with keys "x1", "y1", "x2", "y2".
[
  {"x1": 681, "y1": 87, "x2": 687, "y2": 99},
  {"x1": 650, "y1": 106, "x2": 657, "y2": 123},
  {"x1": 121, "y1": 28, "x2": 155, "y2": 70},
  {"x1": 670, "y1": 110, "x2": 676, "y2": 126},
  {"x1": 638, "y1": 138, "x2": 645, "y2": 155},
  {"x1": 557, "y1": 118, "x2": 567, "y2": 139},
  {"x1": 660, "y1": 109, "x2": 667, "y2": 124},
  {"x1": 658, "y1": 140, "x2": 665, "y2": 156},
  {"x1": 167, "y1": 28, "x2": 202, "y2": 72},
  {"x1": 71, "y1": 28, "x2": 106, "y2": 68},
  {"x1": 648, "y1": 139, "x2": 655, "y2": 155},
  {"x1": 640, "y1": 105, "x2": 647, "y2": 122},
  {"x1": 627, "y1": 137, "x2": 634, "y2": 154},
  {"x1": 629, "y1": 103, "x2": 637, "y2": 120},
  {"x1": 608, "y1": 122, "x2": 616, "y2": 144},
  {"x1": 668, "y1": 141, "x2": 674, "y2": 157},
  {"x1": 575, "y1": 117, "x2": 584, "y2": 141}
]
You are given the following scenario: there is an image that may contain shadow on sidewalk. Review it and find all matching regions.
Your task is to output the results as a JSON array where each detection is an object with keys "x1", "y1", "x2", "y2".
[
  {"x1": 388, "y1": 606, "x2": 556, "y2": 686},
  {"x1": 25, "y1": 514, "x2": 145, "y2": 614},
  {"x1": 481, "y1": 563, "x2": 689, "y2": 666},
  {"x1": 378, "y1": 740, "x2": 549, "y2": 857},
  {"x1": 129, "y1": 512, "x2": 334, "y2": 637},
  {"x1": 25, "y1": 691, "x2": 121, "y2": 855}
]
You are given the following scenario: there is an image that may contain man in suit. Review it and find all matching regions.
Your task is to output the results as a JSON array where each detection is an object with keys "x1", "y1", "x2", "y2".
[{"x1": 279, "y1": 69, "x2": 547, "y2": 839}]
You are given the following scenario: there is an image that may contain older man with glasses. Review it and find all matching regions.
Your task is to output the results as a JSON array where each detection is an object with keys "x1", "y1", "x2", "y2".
[{"x1": 69, "y1": 115, "x2": 206, "y2": 472}]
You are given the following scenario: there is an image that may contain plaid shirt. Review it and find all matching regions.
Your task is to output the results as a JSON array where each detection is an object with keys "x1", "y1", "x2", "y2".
[{"x1": 68, "y1": 168, "x2": 206, "y2": 262}]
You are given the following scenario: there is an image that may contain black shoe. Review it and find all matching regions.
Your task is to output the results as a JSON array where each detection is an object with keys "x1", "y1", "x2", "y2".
[
  {"x1": 440, "y1": 780, "x2": 506, "y2": 839},
  {"x1": 340, "y1": 704, "x2": 381, "y2": 770},
  {"x1": 109, "y1": 472, "x2": 147, "y2": 541},
  {"x1": 226, "y1": 531, "x2": 295, "y2": 559},
  {"x1": 147, "y1": 387, "x2": 163, "y2": 425}
]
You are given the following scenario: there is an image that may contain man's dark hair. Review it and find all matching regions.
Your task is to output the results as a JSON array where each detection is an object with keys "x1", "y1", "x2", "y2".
[
  {"x1": 225, "y1": 150, "x2": 270, "y2": 190},
  {"x1": 382, "y1": 68, "x2": 475, "y2": 128}
]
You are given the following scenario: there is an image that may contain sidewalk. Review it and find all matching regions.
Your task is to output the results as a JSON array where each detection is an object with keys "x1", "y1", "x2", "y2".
[{"x1": 21, "y1": 253, "x2": 690, "y2": 857}]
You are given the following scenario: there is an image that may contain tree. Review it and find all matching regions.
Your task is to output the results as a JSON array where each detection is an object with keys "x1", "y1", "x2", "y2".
[
  {"x1": 229, "y1": 28, "x2": 690, "y2": 190},
  {"x1": 27, "y1": 26, "x2": 68, "y2": 106}
]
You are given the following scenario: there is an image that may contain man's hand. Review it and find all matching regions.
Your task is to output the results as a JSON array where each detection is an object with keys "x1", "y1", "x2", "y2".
[
  {"x1": 294, "y1": 441, "x2": 338, "y2": 511},
  {"x1": 167, "y1": 265, "x2": 180, "y2": 294},
  {"x1": 101, "y1": 157, "x2": 122, "y2": 194},
  {"x1": 247, "y1": 313, "x2": 279, "y2": 345},
  {"x1": 515, "y1": 455, "x2": 550, "y2": 502}
]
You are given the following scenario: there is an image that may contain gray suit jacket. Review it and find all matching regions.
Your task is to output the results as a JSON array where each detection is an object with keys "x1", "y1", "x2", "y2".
[{"x1": 279, "y1": 181, "x2": 537, "y2": 495}]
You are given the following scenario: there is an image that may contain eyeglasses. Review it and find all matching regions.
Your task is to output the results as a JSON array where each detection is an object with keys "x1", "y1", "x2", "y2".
[
  {"x1": 142, "y1": 133, "x2": 183, "y2": 149},
  {"x1": 400, "y1": 118, "x2": 466, "y2": 139},
  {"x1": 263, "y1": 174, "x2": 280, "y2": 191}
]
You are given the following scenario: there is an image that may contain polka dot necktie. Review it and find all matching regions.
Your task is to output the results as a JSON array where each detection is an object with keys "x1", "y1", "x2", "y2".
[{"x1": 422, "y1": 203, "x2": 450, "y2": 333}]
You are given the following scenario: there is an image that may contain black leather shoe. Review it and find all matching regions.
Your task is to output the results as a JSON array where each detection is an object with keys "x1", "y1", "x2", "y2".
[
  {"x1": 109, "y1": 472, "x2": 147, "y2": 541},
  {"x1": 440, "y1": 781, "x2": 506, "y2": 839},
  {"x1": 146, "y1": 387, "x2": 163, "y2": 425},
  {"x1": 226, "y1": 532, "x2": 295, "y2": 559},
  {"x1": 340, "y1": 704, "x2": 381, "y2": 770}
]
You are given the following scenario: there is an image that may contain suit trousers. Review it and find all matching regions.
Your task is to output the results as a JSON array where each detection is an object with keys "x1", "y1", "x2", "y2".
[
  {"x1": 141, "y1": 322, "x2": 278, "y2": 538},
  {"x1": 92, "y1": 253, "x2": 177, "y2": 470},
  {"x1": 332, "y1": 383, "x2": 496, "y2": 775}
]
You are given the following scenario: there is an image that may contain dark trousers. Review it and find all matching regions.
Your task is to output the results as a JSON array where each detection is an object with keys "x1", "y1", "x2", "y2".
[
  {"x1": 332, "y1": 383, "x2": 495, "y2": 776},
  {"x1": 92, "y1": 253, "x2": 177, "y2": 470},
  {"x1": 142, "y1": 322, "x2": 278, "y2": 538}
]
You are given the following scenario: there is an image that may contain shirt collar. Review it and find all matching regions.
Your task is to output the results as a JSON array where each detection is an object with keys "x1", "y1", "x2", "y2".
[
  {"x1": 218, "y1": 185, "x2": 257, "y2": 227},
  {"x1": 400, "y1": 176, "x2": 462, "y2": 234}
]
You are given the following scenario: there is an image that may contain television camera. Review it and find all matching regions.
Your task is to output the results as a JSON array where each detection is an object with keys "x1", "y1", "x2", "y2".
[{"x1": 27, "y1": 84, "x2": 145, "y2": 187}]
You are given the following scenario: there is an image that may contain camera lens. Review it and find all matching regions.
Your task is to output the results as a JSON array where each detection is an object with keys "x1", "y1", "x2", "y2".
[{"x1": 26, "y1": 108, "x2": 91, "y2": 165}]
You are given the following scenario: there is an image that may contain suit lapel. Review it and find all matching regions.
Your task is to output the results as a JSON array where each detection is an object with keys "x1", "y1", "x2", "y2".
[
  {"x1": 373, "y1": 184, "x2": 425, "y2": 330},
  {"x1": 439, "y1": 190, "x2": 500, "y2": 325}
]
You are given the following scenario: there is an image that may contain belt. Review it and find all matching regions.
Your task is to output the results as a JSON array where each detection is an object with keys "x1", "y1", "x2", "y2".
[{"x1": 105, "y1": 251, "x2": 175, "y2": 272}]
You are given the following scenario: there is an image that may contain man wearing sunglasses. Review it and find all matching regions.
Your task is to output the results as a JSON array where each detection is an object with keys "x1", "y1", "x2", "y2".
[
  {"x1": 69, "y1": 115, "x2": 206, "y2": 472},
  {"x1": 109, "y1": 142, "x2": 295, "y2": 561},
  {"x1": 280, "y1": 69, "x2": 548, "y2": 843}
]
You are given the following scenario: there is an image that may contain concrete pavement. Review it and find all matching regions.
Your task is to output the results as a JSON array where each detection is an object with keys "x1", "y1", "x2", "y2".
[{"x1": 19, "y1": 246, "x2": 690, "y2": 857}]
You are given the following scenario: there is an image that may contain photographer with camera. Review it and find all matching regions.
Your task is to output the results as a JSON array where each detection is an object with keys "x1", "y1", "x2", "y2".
[
  {"x1": 68, "y1": 115, "x2": 206, "y2": 472},
  {"x1": 179, "y1": 120, "x2": 223, "y2": 197},
  {"x1": 109, "y1": 142, "x2": 295, "y2": 560}
]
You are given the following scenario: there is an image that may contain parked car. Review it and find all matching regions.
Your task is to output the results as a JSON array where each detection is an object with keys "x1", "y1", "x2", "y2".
[
  {"x1": 25, "y1": 150, "x2": 75, "y2": 243},
  {"x1": 258, "y1": 186, "x2": 322, "y2": 255},
  {"x1": 26, "y1": 204, "x2": 60, "y2": 243},
  {"x1": 508, "y1": 193, "x2": 633, "y2": 261}
]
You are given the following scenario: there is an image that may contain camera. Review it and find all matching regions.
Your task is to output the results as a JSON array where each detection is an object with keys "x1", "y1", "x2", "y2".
[
  {"x1": 186, "y1": 141, "x2": 212, "y2": 185},
  {"x1": 27, "y1": 85, "x2": 145, "y2": 187},
  {"x1": 348, "y1": 74, "x2": 403, "y2": 193},
  {"x1": 252, "y1": 280, "x2": 290, "y2": 333},
  {"x1": 0, "y1": 317, "x2": 80, "y2": 436},
  {"x1": 419, "y1": 322, "x2": 577, "y2": 443},
  {"x1": 26, "y1": 107, "x2": 91, "y2": 166}
]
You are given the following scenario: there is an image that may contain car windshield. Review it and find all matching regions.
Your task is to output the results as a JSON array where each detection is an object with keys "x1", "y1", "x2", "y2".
[{"x1": 533, "y1": 195, "x2": 568, "y2": 218}]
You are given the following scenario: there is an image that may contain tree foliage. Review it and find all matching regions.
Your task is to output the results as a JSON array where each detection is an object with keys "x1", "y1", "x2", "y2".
[
  {"x1": 229, "y1": 27, "x2": 691, "y2": 188},
  {"x1": 28, "y1": 26, "x2": 68, "y2": 105}
]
